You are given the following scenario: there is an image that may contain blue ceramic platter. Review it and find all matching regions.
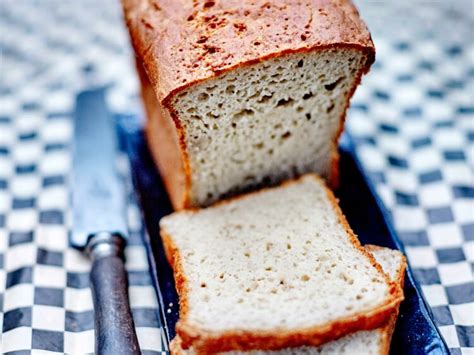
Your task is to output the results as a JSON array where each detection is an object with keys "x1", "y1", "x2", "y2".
[{"x1": 118, "y1": 115, "x2": 448, "y2": 354}]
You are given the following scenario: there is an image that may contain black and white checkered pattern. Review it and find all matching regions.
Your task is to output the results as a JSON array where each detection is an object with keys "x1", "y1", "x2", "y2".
[
  {"x1": 349, "y1": 2, "x2": 474, "y2": 353},
  {"x1": 0, "y1": 0, "x2": 472, "y2": 353},
  {"x1": 0, "y1": 1, "x2": 166, "y2": 353}
]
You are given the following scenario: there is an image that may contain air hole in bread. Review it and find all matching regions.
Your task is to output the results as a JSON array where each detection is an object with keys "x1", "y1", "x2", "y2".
[
  {"x1": 249, "y1": 90, "x2": 261, "y2": 100},
  {"x1": 276, "y1": 97, "x2": 294, "y2": 107},
  {"x1": 297, "y1": 59, "x2": 304, "y2": 67},
  {"x1": 324, "y1": 77, "x2": 344, "y2": 91},
  {"x1": 234, "y1": 109, "x2": 255, "y2": 119},
  {"x1": 206, "y1": 112, "x2": 219, "y2": 119},
  {"x1": 198, "y1": 92, "x2": 209, "y2": 101},
  {"x1": 281, "y1": 131, "x2": 291, "y2": 139},
  {"x1": 200, "y1": 283, "x2": 207, "y2": 288},
  {"x1": 258, "y1": 94, "x2": 273, "y2": 103},
  {"x1": 226, "y1": 85, "x2": 236, "y2": 94},
  {"x1": 306, "y1": 113, "x2": 312, "y2": 120},
  {"x1": 303, "y1": 92, "x2": 313, "y2": 100}
]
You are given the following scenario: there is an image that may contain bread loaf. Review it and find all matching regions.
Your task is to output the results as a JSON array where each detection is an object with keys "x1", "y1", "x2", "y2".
[
  {"x1": 159, "y1": 175, "x2": 403, "y2": 353},
  {"x1": 122, "y1": 0, "x2": 375, "y2": 209},
  {"x1": 170, "y1": 245, "x2": 407, "y2": 355}
]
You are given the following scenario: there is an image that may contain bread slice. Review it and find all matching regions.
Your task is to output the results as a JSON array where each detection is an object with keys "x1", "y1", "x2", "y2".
[
  {"x1": 159, "y1": 175, "x2": 403, "y2": 353},
  {"x1": 123, "y1": 0, "x2": 375, "y2": 209},
  {"x1": 170, "y1": 245, "x2": 407, "y2": 355}
]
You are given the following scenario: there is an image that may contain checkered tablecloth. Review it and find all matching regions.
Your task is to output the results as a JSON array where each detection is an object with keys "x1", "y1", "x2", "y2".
[{"x1": 0, "y1": 0, "x2": 472, "y2": 354}]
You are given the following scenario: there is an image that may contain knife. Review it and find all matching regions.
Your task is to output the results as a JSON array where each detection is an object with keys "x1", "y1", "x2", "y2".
[{"x1": 71, "y1": 88, "x2": 140, "y2": 355}]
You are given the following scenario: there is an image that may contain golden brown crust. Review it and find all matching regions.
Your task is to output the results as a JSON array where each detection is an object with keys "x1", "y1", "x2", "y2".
[
  {"x1": 122, "y1": 0, "x2": 374, "y2": 107},
  {"x1": 365, "y1": 244, "x2": 407, "y2": 355},
  {"x1": 170, "y1": 336, "x2": 186, "y2": 355},
  {"x1": 179, "y1": 304, "x2": 396, "y2": 353},
  {"x1": 329, "y1": 149, "x2": 341, "y2": 190},
  {"x1": 160, "y1": 174, "x2": 403, "y2": 353},
  {"x1": 161, "y1": 230, "x2": 190, "y2": 319},
  {"x1": 382, "y1": 254, "x2": 407, "y2": 355},
  {"x1": 137, "y1": 61, "x2": 190, "y2": 209},
  {"x1": 329, "y1": 43, "x2": 374, "y2": 189}
]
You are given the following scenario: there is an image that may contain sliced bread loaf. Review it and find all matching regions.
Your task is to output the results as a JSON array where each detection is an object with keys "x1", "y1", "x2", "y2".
[
  {"x1": 170, "y1": 245, "x2": 407, "y2": 355},
  {"x1": 159, "y1": 175, "x2": 403, "y2": 353},
  {"x1": 123, "y1": 0, "x2": 375, "y2": 209}
]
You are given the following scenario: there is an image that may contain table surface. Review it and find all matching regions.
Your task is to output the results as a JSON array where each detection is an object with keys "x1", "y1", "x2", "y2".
[{"x1": 0, "y1": 1, "x2": 473, "y2": 354}]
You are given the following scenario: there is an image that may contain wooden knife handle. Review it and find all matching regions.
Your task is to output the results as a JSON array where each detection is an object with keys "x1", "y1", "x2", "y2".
[{"x1": 88, "y1": 233, "x2": 141, "y2": 355}]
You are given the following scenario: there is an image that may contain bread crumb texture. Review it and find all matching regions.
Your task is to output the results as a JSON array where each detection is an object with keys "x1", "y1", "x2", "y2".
[
  {"x1": 161, "y1": 176, "x2": 391, "y2": 333},
  {"x1": 169, "y1": 247, "x2": 404, "y2": 355},
  {"x1": 174, "y1": 49, "x2": 367, "y2": 206}
]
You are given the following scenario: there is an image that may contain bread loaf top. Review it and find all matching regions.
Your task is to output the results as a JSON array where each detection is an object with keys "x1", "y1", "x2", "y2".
[{"x1": 122, "y1": 0, "x2": 374, "y2": 106}]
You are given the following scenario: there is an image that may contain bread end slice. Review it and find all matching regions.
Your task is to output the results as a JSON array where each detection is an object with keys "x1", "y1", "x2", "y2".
[
  {"x1": 161, "y1": 175, "x2": 404, "y2": 353},
  {"x1": 169, "y1": 246, "x2": 406, "y2": 355}
]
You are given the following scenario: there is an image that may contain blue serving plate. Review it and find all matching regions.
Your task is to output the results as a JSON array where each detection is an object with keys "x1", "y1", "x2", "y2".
[{"x1": 118, "y1": 114, "x2": 448, "y2": 354}]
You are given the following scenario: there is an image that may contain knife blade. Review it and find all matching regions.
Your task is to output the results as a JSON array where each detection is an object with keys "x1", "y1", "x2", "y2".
[{"x1": 72, "y1": 87, "x2": 140, "y2": 355}]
